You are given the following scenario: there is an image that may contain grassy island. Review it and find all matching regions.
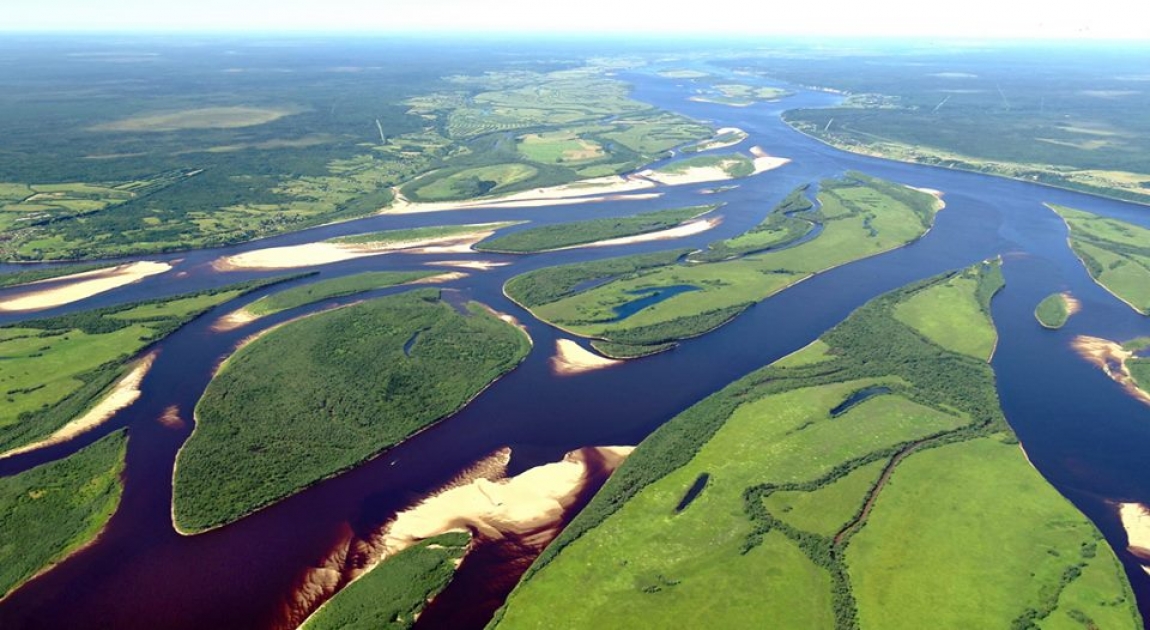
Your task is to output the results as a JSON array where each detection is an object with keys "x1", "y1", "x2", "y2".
[
  {"x1": 174, "y1": 289, "x2": 531, "y2": 532},
  {"x1": 505, "y1": 172, "x2": 942, "y2": 357},
  {"x1": 0, "y1": 430, "x2": 127, "y2": 600},
  {"x1": 1035, "y1": 293, "x2": 1073, "y2": 329},
  {"x1": 492, "y1": 261, "x2": 1143, "y2": 630},
  {"x1": 238, "y1": 271, "x2": 439, "y2": 321},
  {"x1": 1049, "y1": 204, "x2": 1150, "y2": 315},
  {"x1": 304, "y1": 532, "x2": 470, "y2": 630},
  {"x1": 474, "y1": 205, "x2": 717, "y2": 254},
  {"x1": 0, "y1": 277, "x2": 292, "y2": 455}
]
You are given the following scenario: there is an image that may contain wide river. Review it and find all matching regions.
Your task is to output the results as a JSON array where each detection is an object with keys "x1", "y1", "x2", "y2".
[{"x1": 1, "y1": 67, "x2": 1149, "y2": 629}]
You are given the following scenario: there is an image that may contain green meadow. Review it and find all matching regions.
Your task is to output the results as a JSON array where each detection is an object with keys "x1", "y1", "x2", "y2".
[
  {"x1": 506, "y1": 172, "x2": 941, "y2": 356},
  {"x1": 1035, "y1": 293, "x2": 1072, "y2": 329},
  {"x1": 1049, "y1": 204, "x2": 1150, "y2": 315},
  {"x1": 474, "y1": 205, "x2": 716, "y2": 254},
  {"x1": 0, "y1": 278, "x2": 288, "y2": 454},
  {"x1": 492, "y1": 260, "x2": 1141, "y2": 629}
]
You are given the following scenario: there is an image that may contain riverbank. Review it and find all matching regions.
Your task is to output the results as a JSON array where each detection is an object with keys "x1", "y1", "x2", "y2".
[{"x1": 0, "y1": 261, "x2": 171, "y2": 312}]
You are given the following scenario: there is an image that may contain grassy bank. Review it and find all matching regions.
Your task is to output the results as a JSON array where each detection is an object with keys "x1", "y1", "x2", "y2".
[
  {"x1": 174, "y1": 289, "x2": 531, "y2": 532},
  {"x1": 1035, "y1": 293, "x2": 1071, "y2": 329},
  {"x1": 474, "y1": 205, "x2": 717, "y2": 254},
  {"x1": 0, "y1": 276, "x2": 294, "y2": 454},
  {"x1": 242, "y1": 271, "x2": 439, "y2": 320},
  {"x1": 0, "y1": 430, "x2": 127, "y2": 599},
  {"x1": 492, "y1": 260, "x2": 1141, "y2": 629},
  {"x1": 304, "y1": 532, "x2": 470, "y2": 630},
  {"x1": 1049, "y1": 204, "x2": 1150, "y2": 315},
  {"x1": 505, "y1": 172, "x2": 941, "y2": 356},
  {"x1": 0, "y1": 263, "x2": 112, "y2": 289}
]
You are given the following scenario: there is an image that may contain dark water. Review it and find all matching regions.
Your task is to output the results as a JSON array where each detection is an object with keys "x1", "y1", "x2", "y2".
[
  {"x1": 830, "y1": 386, "x2": 892, "y2": 417},
  {"x1": 1, "y1": 66, "x2": 1149, "y2": 629},
  {"x1": 607, "y1": 285, "x2": 700, "y2": 322}
]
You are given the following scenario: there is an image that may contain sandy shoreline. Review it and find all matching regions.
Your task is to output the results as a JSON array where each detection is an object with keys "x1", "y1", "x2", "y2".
[
  {"x1": 0, "y1": 261, "x2": 171, "y2": 312},
  {"x1": 382, "y1": 178, "x2": 660, "y2": 215},
  {"x1": 295, "y1": 445, "x2": 632, "y2": 628},
  {"x1": 213, "y1": 226, "x2": 507, "y2": 271},
  {"x1": 1119, "y1": 502, "x2": 1150, "y2": 563},
  {"x1": 1071, "y1": 335, "x2": 1150, "y2": 406},
  {"x1": 689, "y1": 127, "x2": 749, "y2": 152},
  {"x1": 550, "y1": 339, "x2": 620, "y2": 376},
  {"x1": 749, "y1": 146, "x2": 793, "y2": 174},
  {"x1": 1062, "y1": 292, "x2": 1083, "y2": 316},
  {"x1": 423, "y1": 260, "x2": 511, "y2": 271},
  {"x1": 0, "y1": 352, "x2": 157, "y2": 461}
]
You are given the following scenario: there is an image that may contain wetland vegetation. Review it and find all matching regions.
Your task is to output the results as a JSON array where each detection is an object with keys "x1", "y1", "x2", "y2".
[
  {"x1": 1050, "y1": 204, "x2": 1150, "y2": 315},
  {"x1": 505, "y1": 172, "x2": 941, "y2": 356},
  {"x1": 0, "y1": 277, "x2": 292, "y2": 454},
  {"x1": 493, "y1": 261, "x2": 1142, "y2": 629},
  {"x1": 0, "y1": 431, "x2": 126, "y2": 600},
  {"x1": 304, "y1": 532, "x2": 470, "y2": 630},
  {"x1": 474, "y1": 205, "x2": 717, "y2": 254},
  {"x1": 174, "y1": 289, "x2": 531, "y2": 532}
]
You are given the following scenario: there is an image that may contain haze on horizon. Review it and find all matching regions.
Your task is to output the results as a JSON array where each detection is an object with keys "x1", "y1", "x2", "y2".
[{"x1": 5, "y1": 0, "x2": 1150, "y2": 40}]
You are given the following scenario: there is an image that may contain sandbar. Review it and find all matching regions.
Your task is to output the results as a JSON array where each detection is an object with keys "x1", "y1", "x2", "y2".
[
  {"x1": 1119, "y1": 502, "x2": 1150, "y2": 562},
  {"x1": 382, "y1": 177, "x2": 659, "y2": 215},
  {"x1": 910, "y1": 186, "x2": 948, "y2": 210},
  {"x1": 749, "y1": 146, "x2": 793, "y2": 174},
  {"x1": 381, "y1": 445, "x2": 633, "y2": 550},
  {"x1": 551, "y1": 339, "x2": 620, "y2": 376},
  {"x1": 423, "y1": 260, "x2": 511, "y2": 271},
  {"x1": 1071, "y1": 335, "x2": 1150, "y2": 406},
  {"x1": 213, "y1": 227, "x2": 506, "y2": 271},
  {"x1": 0, "y1": 261, "x2": 171, "y2": 313},
  {"x1": 690, "y1": 127, "x2": 749, "y2": 152},
  {"x1": 0, "y1": 352, "x2": 157, "y2": 460},
  {"x1": 1062, "y1": 292, "x2": 1083, "y2": 315}
]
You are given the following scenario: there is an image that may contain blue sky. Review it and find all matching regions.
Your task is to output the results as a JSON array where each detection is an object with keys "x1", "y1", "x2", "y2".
[{"x1": 5, "y1": 0, "x2": 1149, "y2": 39}]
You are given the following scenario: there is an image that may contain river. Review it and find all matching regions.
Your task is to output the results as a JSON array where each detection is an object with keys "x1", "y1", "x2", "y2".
[{"x1": 1, "y1": 64, "x2": 1148, "y2": 629}]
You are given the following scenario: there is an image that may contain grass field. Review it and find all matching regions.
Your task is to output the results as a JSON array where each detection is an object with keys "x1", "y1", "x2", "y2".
[
  {"x1": 474, "y1": 205, "x2": 716, "y2": 254},
  {"x1": 507, "y1": 172, "x2": 940, "y2": 355},
  {"x1": 1050, "y1": 204, "x2": 1150, "y2": 315},
  {"x1": 0, "y1": 278, "x2": 287, "y2": 454},
  {"x1": 243, "y1": 271, "x2": 438, "y2": 318},
  {"x1": 517, "y1": 131, "x2": 605, "y2": 164},
  {"x1": 1035, "y1": 293, "x2": 1071, "y2": 329},
  {"x1": 1130, "y1": 358, "x2": 1150, "y2": 393},
  {"x1": 409, "y1": 164, "x2": 539, "y2": 202},
  {"x1": 328, "y1": 222, "x2": 520, "y2": 246},
  {"x1": 493, "y1": 259, "x2": 1141, "y2": 629},
  {"x1": 0, "y1": 430, "x2": 126, "y2": 599},
  {"x1": 304, "y1": 532, "x2": 470, "y2": 630},
  {"x1": 174, "y1": 289, "x2": 531, "y2": 532},
  {"x1": 893, "y1": 269, "x2": 997, "y2": 359}
]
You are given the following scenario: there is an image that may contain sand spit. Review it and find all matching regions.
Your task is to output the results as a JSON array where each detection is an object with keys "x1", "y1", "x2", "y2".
[
  {"x1": 910, "y1": 186, "x2": 949, "y2": 211},
  {"x1": 551, "y1": 339, "x2": 621, "y2": 376},
  {"x1": 211, "y1": 308, "x2": 260, "y2": 332},
  {"x1": 0, "y1": 261, "x2": 171, "y2": 313},
  {"x1": 1119, "y1": 503, "x2": 1150, "y2": 563},
  {"x1": 749, "y1": 146, "x2": 793, "y2": 174},
  {"x1": 383, "y1": 177, "x2": 659, "y2": 215},
  {"x1": 158, "y1": 405, "x2": 185, "y2": 430},
  {"x1": 294, "y1": 445, "x2": 631, "y2": 629},
  {"x1": 423, "y1": 260, "x2": 511, "y2": 271},
  {"x1": 410, "y1": 271, "x2": 470, "y2": 285},
  {"x1": 1062, "y1": 292, "x2": 1083, "y2": 316},
  {"x1": 691, "y1": 127, "x2": 749, "y2": 152},
  {"x1": 0, "y1": 352, "x2": 157, "y2": 461},
  {"x1": 213, "y1": 227, "x2": 505, "y2": 271},
  {"x1": 1071, "y1": 335, "x2": 1150, "y2": 406},
  {"x1": 381, "y1": 445, "x2": 633, "y2": 549}
]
